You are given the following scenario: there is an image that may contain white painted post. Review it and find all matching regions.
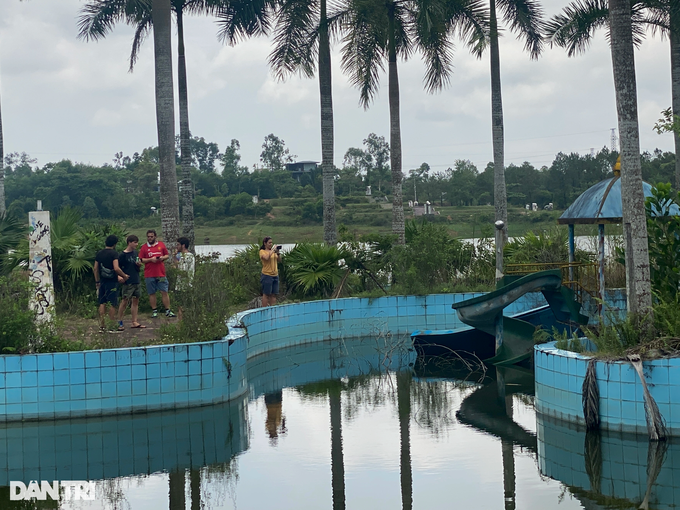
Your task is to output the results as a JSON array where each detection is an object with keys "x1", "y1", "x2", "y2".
[{"x1": 28, "y1": 208, "x2": 54, "y2": 323}]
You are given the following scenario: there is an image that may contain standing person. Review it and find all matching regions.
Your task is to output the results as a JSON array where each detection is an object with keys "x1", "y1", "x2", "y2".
[
  {"x1": 139, "y1": 229, "x2": 176, "y2": 318},
  {"x1": 117, "y1": 234, "x2": 146, "y2": 329},
  {"x1": 94, "y1": 235, "x2": 127, "y2": 332},
  {"x1": 259, "y1": 236, "x2": 281, "y2": 306},
  {"x1": 174, "y1": 236, "x2": 195, "y2": 320}
]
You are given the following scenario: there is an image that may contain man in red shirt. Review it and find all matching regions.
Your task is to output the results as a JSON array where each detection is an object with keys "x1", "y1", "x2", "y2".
[{"x1": 138, "y1": 229, "x2": 176, "y2": 318}]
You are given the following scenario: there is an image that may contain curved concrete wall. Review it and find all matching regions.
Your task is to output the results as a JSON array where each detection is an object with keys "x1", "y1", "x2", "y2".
[
  {"x1": 0, "y1": 338, "x2": 247, "y2": 422},
  {"x1": 535, "y1": 341, "x2": 680, "y2": 436},
  {"x1": 0, "y1": 292, "x2": 547, "y2": 422}
]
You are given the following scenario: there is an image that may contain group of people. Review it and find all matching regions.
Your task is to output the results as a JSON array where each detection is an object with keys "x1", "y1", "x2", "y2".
[
  {"x1": 94, "y1": 229, "x2": 195, "y2": 332},
  {"x1": 94, "y1": 232, "x2": 280, "y2": 331}
]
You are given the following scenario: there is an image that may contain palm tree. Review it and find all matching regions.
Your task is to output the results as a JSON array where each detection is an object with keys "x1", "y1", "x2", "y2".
[
  {"x1": 80, "y1": 0, "x2": 272, "y2": 248},
  {"x1": 0, "y1": 93, "x2": 4, "y2": 215},
  {"x1": 268, "y1": 0, "x2": 339, "y2": 245},
  {"x1": 152, "y1": 0, "x2": 182, "y2": 247},
  {"x1": 481, "y1": 0, "x2": 544, "y2": 242},
  {"x1": 396, "y1": 371, "x2": 412, "y2": 510},
  {"x1": 341, "y1": 0, "x2": 485, "y2": 244},
  {"x1": 610, "y1": 0, "x2": 653, "y2": 316},
  {"x1": 547, "y1": 0, "x2": 680, "y2": 190}
]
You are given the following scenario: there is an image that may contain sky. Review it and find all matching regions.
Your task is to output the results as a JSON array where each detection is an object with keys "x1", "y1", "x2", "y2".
[{"x1": 0, "y1": 0, "x2": 674, "y2": 176}]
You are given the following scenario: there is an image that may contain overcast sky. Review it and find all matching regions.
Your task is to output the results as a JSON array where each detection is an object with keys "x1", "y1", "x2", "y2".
[{"x1": 0, "y1": 0, "x2": 674, "y2": 175}]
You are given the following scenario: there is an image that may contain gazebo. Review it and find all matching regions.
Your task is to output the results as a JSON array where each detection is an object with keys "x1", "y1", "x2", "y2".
[{"x1": 558, "y1": 169, "x2": 680, "y2": 306}]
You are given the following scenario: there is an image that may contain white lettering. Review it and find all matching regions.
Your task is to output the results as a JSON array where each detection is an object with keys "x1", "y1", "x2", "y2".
[
  {"x1": 9, "y1": 481, "x2": 26, "y2": 501},
  {"x1": 9, "y1": 480, "x2": 96, "y2": 501},
  {"x1": 41, "y1": 481, "x2": 59, "y2": 500}
]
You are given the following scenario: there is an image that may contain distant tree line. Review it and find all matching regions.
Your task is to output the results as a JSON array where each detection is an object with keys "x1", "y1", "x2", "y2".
[{"x1": 3, "y1": 135, "x2": 675, "y2": 222}]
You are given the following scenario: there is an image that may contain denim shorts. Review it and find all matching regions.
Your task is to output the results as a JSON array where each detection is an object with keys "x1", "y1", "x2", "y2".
[
  {"x1": 145, "y1": 277, "x2": 169, "y2": 295},
  {"x1": 261, "y1": 274, "x2": 279, "y2": 295}
]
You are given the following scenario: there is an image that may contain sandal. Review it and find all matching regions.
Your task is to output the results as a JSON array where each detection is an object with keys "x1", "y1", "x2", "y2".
[
  {"x1": 117, "y1": 326, "x2": 125, "y2": 331},
  {"x1": 131, "y1": 323, "x2": 147, "y2": 329}
]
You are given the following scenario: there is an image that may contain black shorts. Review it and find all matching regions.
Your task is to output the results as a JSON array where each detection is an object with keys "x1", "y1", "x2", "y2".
[
  {"x1": 261, "y1": 274, "x2": 279, "y2": 295},
  {"x1": 98, "y1": 280, "x2": 118, "y2": 306}
]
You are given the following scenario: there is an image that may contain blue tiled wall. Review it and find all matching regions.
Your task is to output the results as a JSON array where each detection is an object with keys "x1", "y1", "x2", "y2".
[
  {"x1": 0, "y1": 291, "x2": 552, "y2": 422},
  {"x1": 538, "y1": 414, "x2": 680, "y2": 508},
  {"x1": 237, "y1": 292, "x2": 548, "y2": 359},
  {"x1": 0, "y1": 394, "x2": 249, "y2": 485},
  {"x1": 535, "y1": 341, "x2": 680, "y2": 436},
  {"x1": 0, "y1": 338, "x2": 246, "y2": 422}
]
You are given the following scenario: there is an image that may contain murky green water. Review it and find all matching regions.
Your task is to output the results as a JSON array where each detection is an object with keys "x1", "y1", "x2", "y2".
[{"x1": 2, "y1": 337, "x2": 676, "y2": 509}]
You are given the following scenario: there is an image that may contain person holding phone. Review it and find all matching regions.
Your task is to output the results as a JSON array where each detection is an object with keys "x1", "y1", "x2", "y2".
[
  {"x1": 259, "y1": 236, "x2": 281, "y2": 306},
  {"x1": 139, "y1": 229, "x2": 176, "y2": 318}
]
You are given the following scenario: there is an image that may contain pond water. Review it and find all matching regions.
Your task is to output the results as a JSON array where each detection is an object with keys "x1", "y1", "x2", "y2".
[{"x1": 2, "y1": 336, "x2": 675, "y2": 509}]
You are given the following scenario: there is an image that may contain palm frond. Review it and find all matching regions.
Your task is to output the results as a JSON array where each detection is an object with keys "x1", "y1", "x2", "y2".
[
  {"x1": 215, "y1": 0, "x2": 274, "y2": 46},
  {"x1": 413, "y1": 0, "x2": 455, "y2": 92},
  {"x1": 77, "y1": 0, "x2": 128, "y2": 41},
  {"x1": 268, "y1": 0, "x2": 319, "y2": 80},
  {"x1": 544, "y1": 0, "x2": 608, "y2": 56},
  {"x1": 497, "y1": 0, "x2": 545, "y2": 59},
  {"x1": 129, "y1": 14, "x2": 153, "y2": 72},
  {"x1": 340, "y1": 0, "x2": 388, "y2": 108},
  {"x1": 449, "y1": 0, "x2": 489, "y2": 59}
]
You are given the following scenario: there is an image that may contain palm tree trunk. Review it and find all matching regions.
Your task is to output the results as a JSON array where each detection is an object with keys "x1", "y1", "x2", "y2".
[
  {"x1": 609, "y1": 0, "x2": 652, "y2": 316},
  {"x1": 670, "y1": 7, "x2": 680, "y2": 190},
  {"x1": 190, "y1": 469, "x2": 201, "y2": 510},
  {"x1": 489, "y1": 0, "x2": 508, "y2": 241},
  {"x1": 177, "y1": 9, "x2": 196, "y2": 249},
  {"x1": 152, "y1": 0, "x2": 181, "y2": 248},
  {"x1": 0, "y1": 93, "x2": 5, "y2": 215},
  {"x1": 329, "y1": 386, "x2": 345, "y2": 510},
  {"x1": 168, "y1": 470, "x2": 186, "y2": 510},
  {"x1": 388, "y1": 6, "x2": 405, "y2": 244},
  {"x1": 397, "y1": 372, "x2": 412, "y2": 510},
  {"x1": 319, "y1": 0, "x2": 337, "y2": 246}
]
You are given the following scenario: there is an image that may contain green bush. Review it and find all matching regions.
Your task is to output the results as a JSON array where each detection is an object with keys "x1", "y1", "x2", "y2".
[{"x1": 0, "y1": 275, "x2": 38, "y2": 353}]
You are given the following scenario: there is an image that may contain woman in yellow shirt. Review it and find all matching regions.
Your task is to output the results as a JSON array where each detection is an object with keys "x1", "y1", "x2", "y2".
[{"x1": 259, "y1": 236, "x2": 281, "y2": 306}]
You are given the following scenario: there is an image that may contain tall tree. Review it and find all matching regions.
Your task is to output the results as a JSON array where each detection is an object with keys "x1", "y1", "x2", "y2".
[
  {"x1": 269, "y1": 0, "x2": 339, "y2": 245},
  {"x1": 153, "y1": 0, "x2": 181, "y2": 246},
  {"x1": 547, "y1": 0, "x2": 680, "y2": 189},
  {"x1": 80, "y1": 0, "x2": 272, "y2": 248},
  {"x1": 341, "y1": 0, "x2": 486, "y2": 244},
  {"x1": 610, "y1": 0, "x2": 652, "y2": 316},
  {"x1": 480, "y1": 0, "x2": 544, "y2": 241},
  {"x1": 0, "y1": 93, "x2": 5, "y2": 215}
]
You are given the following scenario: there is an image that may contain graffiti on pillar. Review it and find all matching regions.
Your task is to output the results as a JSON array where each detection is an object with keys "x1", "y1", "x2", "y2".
[{"x1": 29, "y1": 212, "x2": 55, "y2": 322}]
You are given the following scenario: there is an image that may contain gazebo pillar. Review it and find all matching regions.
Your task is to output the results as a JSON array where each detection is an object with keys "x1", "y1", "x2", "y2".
[
  {"x1": 598, "y1": 224, "x2": 606, "y2": 314},
  {"x1": 568, "y1": 224, "x2": 575, "y2": 283}
]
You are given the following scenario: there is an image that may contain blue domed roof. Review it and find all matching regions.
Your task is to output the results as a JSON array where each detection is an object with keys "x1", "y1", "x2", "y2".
[{"x1": 558, "y1": 177, "x2": 680, "y2": 224}]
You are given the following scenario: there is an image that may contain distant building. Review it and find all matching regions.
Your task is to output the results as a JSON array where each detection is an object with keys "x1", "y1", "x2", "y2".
[
  {"x1": 413, "y1": 201, "x2": 436, "y2": 217},
  {"x1": 285, "y1": 161, "x2": 318, "y2": 181}
]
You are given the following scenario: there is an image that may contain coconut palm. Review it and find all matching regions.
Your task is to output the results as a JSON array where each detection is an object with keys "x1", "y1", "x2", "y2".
[
  {"x1": 341, "y1": 0, "x2": 486, "y2": 244},
  {"x1": 610, "y1": 0, "x2": 653, "y2": 316},
  {"x1": 478, "y1": 0, "x2": 544, "y2": 242},
  {"x1": 268, "y1": 0, "x2": 341, "y2": 246},
  {"x1": 79, "y1": 0, "x2": 272, "y2": 248},
  {"x1": 547, "y1": 0, "x2": 680, "y2": 189},
  {"x1": 0, "y1": 94, "x2": 5, "y2": 215}
]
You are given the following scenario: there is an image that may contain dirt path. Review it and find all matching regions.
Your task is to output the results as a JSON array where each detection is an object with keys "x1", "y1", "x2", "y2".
[{"x1": 60, "y1": 314, "x2": 180, "y2": 349}]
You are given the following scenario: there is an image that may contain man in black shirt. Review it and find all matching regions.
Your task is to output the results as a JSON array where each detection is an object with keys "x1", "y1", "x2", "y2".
[
  {"x1": 117, "y1": 234, "x2": 146, "y2": 330},
  {"x1": 94, "y1": 235, "x2": 127, "y2": 332}
]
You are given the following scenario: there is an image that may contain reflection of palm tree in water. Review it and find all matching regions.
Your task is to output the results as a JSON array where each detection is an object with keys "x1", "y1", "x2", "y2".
[{"x1": 265, "y1": 391, "x2": 287, "y2": 445}]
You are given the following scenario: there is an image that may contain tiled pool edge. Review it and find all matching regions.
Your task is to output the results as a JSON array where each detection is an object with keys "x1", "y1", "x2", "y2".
[
  {"x1": 0, "y1": 337, "x2": 248, "y2": 422},
  {"x1": 535, "y1": 341, "x2": 680, "y2": 436}
]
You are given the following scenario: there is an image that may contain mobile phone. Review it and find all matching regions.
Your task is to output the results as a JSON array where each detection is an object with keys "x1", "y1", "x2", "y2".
[{"x1": 276, "y1": 245, "x2": 282, "y2": 250}]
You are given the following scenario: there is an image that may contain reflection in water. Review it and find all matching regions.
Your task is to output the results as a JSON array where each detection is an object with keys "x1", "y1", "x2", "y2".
[
  {"x1": 538, "y1": 414, "x2": 678, "y2": 509},
  {"x1": 265, "y1": 390, "x2": 287, "y2": 445},
  {"x1": 397, "y1": 372, "x2": 413, "y2": 510},
  {"x1": 329, "y1": 382, "x2": 346, "y2": 510},
  {"x1": 4, "y1": 335, "x2": 676, "y2": 510}
]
